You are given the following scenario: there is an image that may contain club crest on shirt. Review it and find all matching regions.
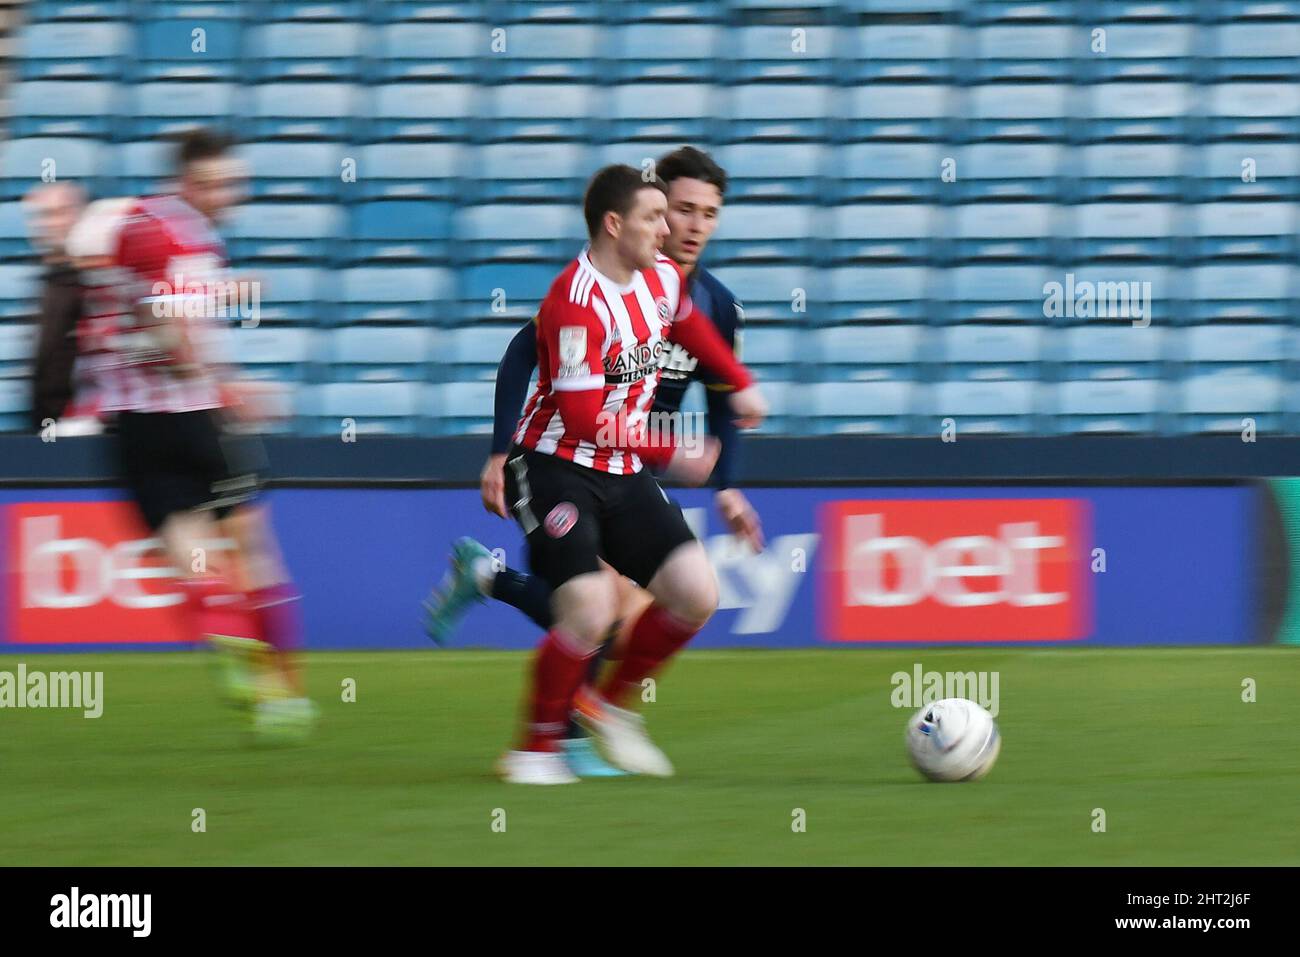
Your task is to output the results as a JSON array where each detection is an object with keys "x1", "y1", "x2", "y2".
[
  {"x1": 655, "y1": 296, "x2": 671, "y2": 322},
  {"x1": 557, "y1": 325, "x2": 589, "y2": 380},
  {"x1": 544, "y1": 502, "x2": 579, "y2": 538}
]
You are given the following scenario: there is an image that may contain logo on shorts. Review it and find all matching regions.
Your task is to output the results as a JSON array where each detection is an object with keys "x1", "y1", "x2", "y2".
[
  {"x1": 544, "y1": 502, "x2": 579, "y2": 539},
  {"x1": 655, "y1": 297, "x2": 671, "y2": 322}
]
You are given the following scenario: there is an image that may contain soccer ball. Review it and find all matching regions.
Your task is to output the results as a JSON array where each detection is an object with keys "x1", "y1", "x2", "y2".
[{"x1": 905, "y1": 697, "x2": 1001, "y2": 782}]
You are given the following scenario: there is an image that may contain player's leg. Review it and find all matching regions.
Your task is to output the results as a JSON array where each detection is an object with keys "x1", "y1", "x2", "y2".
[{"x1": 421, "y1": 537, "x2": 555, "y2": 645}]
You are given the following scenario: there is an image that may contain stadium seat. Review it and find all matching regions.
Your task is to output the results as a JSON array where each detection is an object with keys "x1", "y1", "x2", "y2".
[
  {"x1": 971, "y1": 26, "x2": 1074, "y2": 82},
  {"x1": 259, "y1": 0, "x2": 365, "y2": 20},
  {"x1": 925, "y1": 380, "x2": 1041, "y2": 434},
  {"x1": 327, "y1": 326, "x2": 433, "y2": 382},
  {"x1": 131, "y1": 82, "x2": 237, "y2": 139},
  {"x1": 239, "y1": 142, "x2": 344, "y2": 202},
  {"x1": 459, "y1": 262, "x2": 556, "y2": 324},
  {"x1": 1209, "y1": 23, "x2": 1300, "y2": 80},
  {"x1": 27, "y1": 0, "x2": 133, "y2": 19},
  {"x1": 0, "y1": 138, "x2": 102, "y2": 201},
  {"x1": 352, "y1": 143, "x2": 461, "y2": 201},
  {"x1": 605, "y1": 84, "x2": 712, "y2": 142},
  {"x1": 305, "y1": 381, "x2": 423, "y2": 436},
  {"x1": 1193, "y1": 142, "x2": 1300, "y2": 201},
  {"x1": 833, "y1": 143, "x2": 941, "y2": 202},
  {"x1": 964, "y1": 0, "x2": 1076, "y2": 20},
  {"x1": 1071, "y1": 203, "x2": 1179, "y2": 261},
  {"x1": 849, "y1": 25, "x2": 956, "y2": 82},
  {"x1": 114, "y1": 140, "x2": 171, "y2": 194},
  {"x1": 372, "y1": 22, "x2": 480, "y2": 81},
  {"x1": 1054, "y1": 380, "x2": 1164, "y2": 434},
  {"x1": 470, "y1": 142, "x2": 585, "y2": 202},
  {"x1": 0, "y1": 264, "x2": 39, "y2": 317},
  {"x1": 706, "y1": 265, "x2": 812, "y2": 323},
  {"x1": 825, "y1": 266, "x2": 930, "y2": 323},
  {"x1": 0, "y1": 203, "x2": 37, "y2": 260},
  {"x1": 1044, "y1": 265, "x2": 1173, "y2": 326},
  {"x1": 939, "y1": 325, "x2": 1044, "y2": 381},
  {"x1": 850, "y1": 0, "x2": 958, "y2": 10},
  {"x1": 366, "y1": 83, "x2": 475, "y2": 142},
  {"x1": 1176, "y1": 369, "x2": 1284, "y2": 433},
  {"x1": 370, "y1": 1, "x2": 469, "y2": 21},
  {"x1": 830, "y1": 204, "x2": 936, "y2": 262},
  {"x1": 430, "y1": 380, "x2": 496, "y2": 436},
  {"x1": 18, "y1": 21, "x2": 129, "y2": 80},
  {"x1": 248, "y1": 23, "x2": 365, "y2": 82},
  {"x1": 964, "y1": 84, "x2": 1070, "y2": 142},
  {"x1": 1075, "y1": 143, "x2": 1184, "y2": 202},
  {"x1": 953, "y1": 203, "x2": 1057, "y2": 263},
  {"x1": 248, "y1": 83, "x2": 357, "y2": 141},
  {"x1": 487, "y1": 25, "x2": 600, "y2": 82},
  {"x1": 0, "y1": 322, "x2": 36, "y2": 377},
  {"x1": 738, "y1": 326, "x2": 799, "y2": 371},
  {"x1": 1053, "y1": 326, "x2": 1167, "y2": 381},
  {"x1": 716, "y1": 143, "x2": 823, "y2": 202},
  {"x1": 707, "y1": 203, "x2": 816, "y2": 264},
  {"x1": 244, "y1": 266, "x2": 327, "y2": 324},
  {"x1": 1080, "y1": 83, "x2": 1190, "y2": 142},
  {"x1": 1082, "y1": 23, "x2": 1194, "y2": 82},
  {"x1": 350, "y1": 200, "x2": 454, "y2": 263},
  {"x1": 1189, "y1": 264, "x2": 1294, "y2": 323},
  {"x1": 956, "y1": 143, "x2": 1063, "y2": 202},
  {"x1": 497, "y1": 0, "x2": 602, "y2": 21},
  {"x1": 942, "y1": 264, "x2": 1054, "y2": 324},
  {"x1": 337, "y1": 266, "x2": 446, "y2": 325},
  {"x1": 1192, "y1": 202, "x2": 1297, "y2": 260},
  {"x1": 606, "y1": 0, "x2": 722, "y2": 21},
  {"x1": 1177, "y1": 323, "x2": 1288, "y2": 377},
  {"x1": 1093, "y1": 0, "x2": 1196, "y2": 21},
  {"x1": 10, "y1": 81, "x2": 118, "y2": 138},
  {"x1": 808, "y1": 381, "x2": 914, "y2": 435},
  {"x1": 490, "y1": 84, "x2": 595, "y2": 141},
  {"x1": 815, "y1": 325, "x2": 925, "y2": 381},
  {"x1": 0, "y1": 379, "x2": 31, "y2": 432},
  {"x1": 1203, "y1": 83, "x2": 1300, "y2": 140},
  {"x1": 613, "y1": 24, "x2": 719, "y2": 82},
  {"x1": 731, "y1": 25, "x2": 837, "y2": 82},
  {"x1": 456, "y1": 204, "x2": 580, "y2": 262},
  {"x1": 446, "y1": 325, "x2": 524, "y2": 381},
  {"x1": 229, "y1": 326, "x2": 315, "y2": 381},
  {"x1": 841, "y1": 85, "x2": 952, "y2": 142},
  {"x1": 226, "y1": 203, "x2": 342, "y2": 262},
  {"x1": 136, "y1": 18, "x2": 243, "y2": 81},
  {"x1": 726, "y1": 85, "x2": 830, "y2": 142}
]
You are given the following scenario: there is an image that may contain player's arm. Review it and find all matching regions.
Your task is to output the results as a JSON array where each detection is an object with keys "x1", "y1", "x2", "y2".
[
  {"x1": 115, "y1": 215, "x2": 206, "y2": 379},
  {"x1": 666, "y1": 295, "x2": 765, "y2": 429},
  {"x1": 481, "y1": 320, "x2": 540, "y2": 517}
]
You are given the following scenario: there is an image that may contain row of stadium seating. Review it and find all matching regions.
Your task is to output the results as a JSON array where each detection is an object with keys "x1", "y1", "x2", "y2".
[
  {"x1": 15, "y1": 21, "x2": 1300, "y2": 83},
  {"x1": 10, "y1": 80, "x2": 1300, "y2": 143}
]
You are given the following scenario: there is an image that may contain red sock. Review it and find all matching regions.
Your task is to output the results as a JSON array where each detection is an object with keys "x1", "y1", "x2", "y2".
[
  {"x1": 522, "y1": 628, "x2": 594, "y2": 753},
  {"x1": 248, "y1": 582, "x2": 303, "y2": 693},
  {"x1": 179, "y1": 576, "x2": 260, "y2": 644},
  {"x1": 599, "y1": 605, "x2": 699, "y2": 709}
]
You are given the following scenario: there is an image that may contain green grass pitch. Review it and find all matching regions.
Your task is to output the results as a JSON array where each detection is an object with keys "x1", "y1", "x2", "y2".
[{"x1": 3, "y1": 648, "x2": 1297, "y2": 866}]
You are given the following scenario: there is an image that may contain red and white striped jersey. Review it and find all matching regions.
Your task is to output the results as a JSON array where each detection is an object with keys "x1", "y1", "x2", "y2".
[
  {"x1": 89, "y1": 195, "x2": 233, "y2": 414},
  {"x1": 514, "y1": 248, "x2": 693, "y2": 474}
]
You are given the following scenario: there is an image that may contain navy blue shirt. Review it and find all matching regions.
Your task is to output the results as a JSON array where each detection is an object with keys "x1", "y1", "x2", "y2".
[{"x1": 491, "y1": 264, "x2": 746, "y2": 490}]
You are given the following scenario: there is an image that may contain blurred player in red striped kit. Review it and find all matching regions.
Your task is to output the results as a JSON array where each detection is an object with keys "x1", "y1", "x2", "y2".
[
  {"x1": 82, "y1": 128, "x2": 313, "y2": 742},
  {"x1": 498, "y1": 165, "x2": 767, "y2": 784}
]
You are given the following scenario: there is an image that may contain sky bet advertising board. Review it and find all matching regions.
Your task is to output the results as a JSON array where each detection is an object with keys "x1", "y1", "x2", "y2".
[{"x1": 0, "y1": 485, "x2": 1259, "y2": 651}]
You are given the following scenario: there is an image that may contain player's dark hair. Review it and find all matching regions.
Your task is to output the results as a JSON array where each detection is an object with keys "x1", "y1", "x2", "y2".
[
  {"x1": 583, "y1": 164, "x2": 668, "y2": 239},
  {"x1": 656, "y1": 146, "x2": 728, "y2": 196},
  {"x1": 172, "y1": 127, "x2": 235, "y2": 173}
]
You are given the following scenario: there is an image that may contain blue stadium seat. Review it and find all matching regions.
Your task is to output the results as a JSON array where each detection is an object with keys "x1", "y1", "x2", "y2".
[
  {"x1": 815, "y1": 325, "x2": 925, "y2": 382},
  {"x1": 953, "y1": 203, "x2": 1057, "y2": 262},
  {"x1": 136, "y1": 19, "x2": 242, "y2": 81},
  {"x1": 239, "y1": 142, "x2": 343, "y2": 202},
  {"x1": 731, "y1": 26, "x2": 837, "y2": 82},
  {"x1": 446, "y1": 325, "x2": 524, "y2": 380},
  {"x1": 956, "y1": 143, "x2": 1063, "y2": 202},
  {"x1": 367, "y1": 83, "x2": 474, "y2": 142},
  {"x1": 114, "y1": 140, "x2": 171, "y2": 194},
  {"x1": 431, "y1": 381, "x2": 496, "y2": 436},
  {"x1": 18, "y1": 22, "x2": 130, "y2": 80},
  {"x1": 226, "y1": 203, "x2": 342, "y2": 262},
  {"x1": 131, "y1": 82, "x2": 237, "y2": 139},
  {"x1": 456, "y1": 204, "x2": 581, "y2": 262},
  {"x1": 1054, "y1": 326, "x2": 1166, "y2": 381},
  {"x1": 596, "y1": 141, "x2": 681, "y2": 174},
  {"x1": 229, "y1": 326, "x2": 315, "y2": 381},
  {"x1": 1204, "y1": 84, "x2": 1300, "y2": 140},
  {"x1": 0, "y1": 323, "x2": 37, "y2": 377},
  {"x1": 965, "y1": 84, "x2": 1069, "y2": 142},
  {"x1": 738, "y1": 326, "x2": 799, "y2": 370},
  {"x1": 1192, "y1": 202, "x2": 1296, "y2": 260},
  {"x1": 248, "y1": 83, "x2": 356, "y2": 141},
  {"x1": 487, "y1": 25, "x2": 600, "y2": 82},
  {"x1": 1205, "y1": 0, "x2": 1300, "y2": 19},
  {"x1": 1194, "y1": 142, "x2": 1300, "y2": 201},
  {"x1": 808, "y1": 381, "x2": 914, "y2": 435},
  {"x1": 350, "y1": 200, "x2": 453, "y2": 262},
  {"x1": 11, "y1": 82, "x2": 118, "y2": 138},
  {"x1": 833, "y1": 143, "x2": 941, "y2": 202},
  {"x1": 0, "y1": 379, "x2": 31, "y2": 432},
  {"x1": 925, "y1": 380, "x2": 1041, "y2": 434},
  {"x1": 707, "y1": 204, "x2": 816, "y2": 264},
  {"x1": 352, "y1": 143, "x2": 461, "y2": 201},
  {"x1": 1175, "y1": 370, "x2": 1284, "y2": 434},
  {"x1": 706, "y1": 265, "x2": 812, "y2": 323},
  {"x1": 1093, "y1": 0, "x2": 1196, "y2": 21},
  {"x1": 258, "y1": 1, "x2": 365, "y2": 19},
  {"x1": 851, "y1": 0, "x2": 957, "y2": 10},
  {"x1": 1054, "y1": 380, "x2": 1163, "y2": 434},
  {"x1": 1179, "y1": 323, "x2": 1289, "y2": 370},
  {"x1": 1076, "y1": 143, "x2": 1185, "y2": 202},
  {"x1": 471, "y1": 143, "x2": 585, "y2": 202},
  {"x1": 0, "y1": 203, "x2": 37, "y2": 260},
  {"x1": 370, "y1": 1, "x2": 471, "y2": 21},
  {"x1": 1081, "y1": 83, "x2": 1190, "y2": 142},
  {"x1": 607, "y1": 1, "x2": 722, "y2": 21},
  {"x1": 337, "y1": 266, "x2": 445, "y2": 325},
  {"x1": 613, "y1": 24, "x2": 719, "y2": 82},
  {"x1": 850, "y1": 25, "x2": 956, "y2": 82},
  {"x1": 150, "y1": 1, "x2": 247, "y2": 18},
  {"x1": 830, "y1": 204, "x2": 935, "y2": 262},
  {"x1": 1045, "y1": 265, "x2": 1173, "y2": 326},
  {"x1": 0, "y1": 138, "x2": 103, "y2": 201},
  {"x1": 971, "y1": 26, "x2": 1074, "y2": 82},
  {"x1": 1209, "y1": 23, "x2": 1300, "y2": 80},
  {"x1": 1189, "y1": 264, "x2": 1294, "y2": 323},
  {"x1": 248, "y1": 23, "x2": 365, "y2": 82},
  {"x1": 244, "y1": 267, "x2": 327, "y2": 324},
  {"x1": 491, "y1": 84, "x2": 594, "y2": 141},
  {"x1": 942, "y1": 264, "x2": 1053, "y2": 324},
  {"x1": 372, "y1": 22, "x2": 480, "y2": 81},
  {"x1": 27, "y1": 0, "x2": 133, "y2": 19},
  {"x1": 726, "y1": 85, "x2": 830, "y2": 142},
  {"x1": 306, "y1": 382, "x2": 423, "y2": 437},
  {"x1": 0, "y1": 265, "x2": 40, "y2": 317},
  {"x1": 496, "y1": 0, "x2": 602, "y2": 21},
  {"x1": 605, "y1": 84, "x2": 711, "y2": 142},
  {"x1": 964, "y1": 0, "x2": 1076, "y2": 21},
  {"x1": 328, "y1": 326, "x2": 433, "y2": 382},
  {"x1": 717, "y1": 143, "x2": 824, "y2": 202},
  {"x1": 1071, "y1": 203, "x2": 1179, "y2": 261},
  {"x1": 459, "y1": 262, "x2": 556, "y2": 323},
  {"x1": 1082, "y1": 24, "x2": 1194, "y2": 82},
  {"x1": 825, "y1": 266, "x2": 930, "y2": 323},
  {"x1": 842, "y1": 85, "x2": 952, "y2": 142},
  {"x1": 939, "y1": 325, "x2": 1044, "y2": 381}
]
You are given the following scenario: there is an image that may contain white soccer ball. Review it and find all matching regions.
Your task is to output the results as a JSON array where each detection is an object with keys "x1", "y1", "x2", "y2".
[{"x1": 905, "y1": 697, "x2": 1001, "y2": 782}]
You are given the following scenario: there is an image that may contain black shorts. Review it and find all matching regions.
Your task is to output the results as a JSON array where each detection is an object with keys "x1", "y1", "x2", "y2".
[
  {"x1": 113, "y1": 409, "x2": 265, "y2": 532},
  {"x1": 502, "y1": 445, "x2": 697, "y2": 591}
]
